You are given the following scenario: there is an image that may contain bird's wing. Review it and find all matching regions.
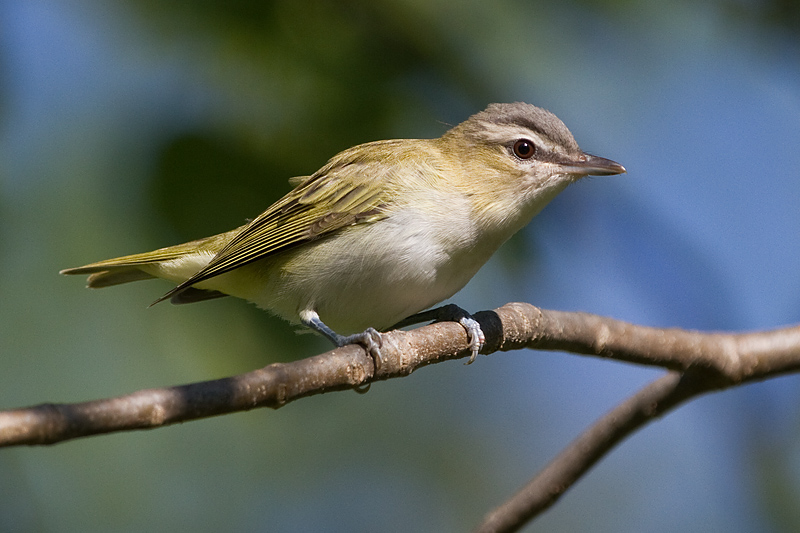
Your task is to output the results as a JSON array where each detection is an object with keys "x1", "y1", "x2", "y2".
[{"x1": 154, "y1": 142, "x2": 402, "y2": 303}]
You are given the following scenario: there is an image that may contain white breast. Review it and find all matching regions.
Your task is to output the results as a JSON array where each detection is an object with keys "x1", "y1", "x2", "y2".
[{"x1": 201, "y1": 192, "x2": 500, "y2": 334}]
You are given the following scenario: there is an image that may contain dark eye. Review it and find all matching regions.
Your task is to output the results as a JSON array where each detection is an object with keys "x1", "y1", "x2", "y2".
[{"x1": 512, "y1": 139, "x2": 536, "y2": 160}]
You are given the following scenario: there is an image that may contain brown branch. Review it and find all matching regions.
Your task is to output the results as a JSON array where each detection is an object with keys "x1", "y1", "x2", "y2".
[
  {"x1": 474, "y1": 371, "x2": 705, "y2": 533},
  {"x1": 494, "y1": 303, "x2": 800, "y2": 381},
  {"x1": 469, "y1": 304, "x2": 800, "y2": 532},
  {"x1": 2, "y1": 303, "x2": 799, "y2": 448},
  {"x1": 0, "y1": 306, "x2": 479, "y2": 446},
  {"x1": 2, "y1": 303, "x2": 800, "y2": 531},
  {"x1": 470, "y1": 304, "x2": 800, "y2": 532}
]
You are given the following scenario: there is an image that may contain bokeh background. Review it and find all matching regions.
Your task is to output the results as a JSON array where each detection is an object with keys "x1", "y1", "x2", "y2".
[{"x1": 2, "y1": 1, "x2": 800, "y2": 531}]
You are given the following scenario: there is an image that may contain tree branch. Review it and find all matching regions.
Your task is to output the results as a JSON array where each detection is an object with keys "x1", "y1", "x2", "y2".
[
  {"x1": 3, "y1": 302, "x2": 800, "y2": 531},
  {"x1": 474, "y1": 371, "x2": 705, "y2": 533},
  {"x1": 470, "y1": 303, "x2": 800, "y2": 532},
  {"x1": 3, "y1": 303, "x2": 800, "y2": 448}
]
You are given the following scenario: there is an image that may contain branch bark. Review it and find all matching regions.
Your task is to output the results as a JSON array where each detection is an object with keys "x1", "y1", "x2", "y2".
[
  {"x1": 474, "y1": 371, "x2": 703, "y2": 533},
  {"x1": 2, "y1": 302, "x2": 800, "y2": 531}
]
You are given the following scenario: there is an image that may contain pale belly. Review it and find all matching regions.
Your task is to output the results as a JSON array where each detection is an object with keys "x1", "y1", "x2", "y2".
[{"x1": 200, "y1": 210, "x2": 503, "y2": 334}]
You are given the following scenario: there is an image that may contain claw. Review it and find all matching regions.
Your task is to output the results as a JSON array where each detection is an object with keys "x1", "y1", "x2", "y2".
[
  {"x1": 300, "y1": 310, "x2": 384, "y2": 371},
  {"x1": 459, "y1": 316, "x2": 485, "y2": 364},
  {"x1": 338, "y1": 327, "x2": 383, "y2": 371},
  {"x1": 391, "y1": 303, "x2": 485, "y2": 364}
]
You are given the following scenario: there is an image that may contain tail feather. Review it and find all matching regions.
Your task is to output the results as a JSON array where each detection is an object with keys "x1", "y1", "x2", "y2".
[
  {"x1": 60, "y1": 238, "x2": 213, "y2": 275},
  {"x1": 169, "y1": 287, "x2": 227, "y2": 304},
  {"x1": 61, "y1": 228, "x2": 242, "y2": 300},
  {"x1": 85, "y1": 268, "x2": 156, "y2": 288},
  {"x1": 60, "y1": 246, "x2": 189, "y2": 289}
]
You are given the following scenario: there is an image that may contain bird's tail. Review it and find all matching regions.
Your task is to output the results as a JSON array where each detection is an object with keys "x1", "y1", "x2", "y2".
[{"x1": 60, "y1": 230, "x2": 237, "y2": 296}]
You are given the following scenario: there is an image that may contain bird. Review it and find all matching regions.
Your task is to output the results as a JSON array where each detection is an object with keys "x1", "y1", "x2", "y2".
[{"x1": 61, "y1": 102, "x2": 625, "y2": 365}]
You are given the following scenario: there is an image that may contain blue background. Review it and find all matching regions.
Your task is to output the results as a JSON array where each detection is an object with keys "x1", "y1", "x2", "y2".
[{"x1": 2, "y1": 1, "x2": 800, "y2": 531}]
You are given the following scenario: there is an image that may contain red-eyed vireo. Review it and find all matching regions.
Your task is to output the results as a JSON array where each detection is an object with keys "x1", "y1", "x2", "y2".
[{"x1": 62, "y1": 102, "x2": 625, "y2": 365}]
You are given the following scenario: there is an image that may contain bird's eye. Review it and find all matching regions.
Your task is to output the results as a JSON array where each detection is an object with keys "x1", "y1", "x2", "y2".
[{"x1": 512, "y1": 139, "x2": 536, "y2": 160}]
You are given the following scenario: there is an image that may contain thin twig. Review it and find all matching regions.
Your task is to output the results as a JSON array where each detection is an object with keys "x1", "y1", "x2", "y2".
[{"x1": 474, "y1": 371, "x2": 710, "y2": 533}]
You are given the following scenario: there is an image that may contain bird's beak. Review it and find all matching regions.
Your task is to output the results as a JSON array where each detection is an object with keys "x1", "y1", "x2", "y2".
[{"x1": 562, "y1": 153, "x2": 626, "y2": 176}]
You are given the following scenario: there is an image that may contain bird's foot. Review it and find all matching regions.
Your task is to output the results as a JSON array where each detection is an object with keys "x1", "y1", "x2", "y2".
[
  {"x1": 334, "y1": 328, "x2": 384, "y2": 371},
  {"x1": 392, "y1": 303, "x2": 485, "y2": 363},
  {"x1": 301, "y1": 310, "x2": 384, "y2": 371}
]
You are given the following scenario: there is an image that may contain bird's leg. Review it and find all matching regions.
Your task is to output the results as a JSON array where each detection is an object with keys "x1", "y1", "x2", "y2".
[
  {"x1": 391, "y1": 303, "x2": 485, "y2": 364},
  {"x1": 301, "y1": 310, "x2": 384, "y2": 371}
]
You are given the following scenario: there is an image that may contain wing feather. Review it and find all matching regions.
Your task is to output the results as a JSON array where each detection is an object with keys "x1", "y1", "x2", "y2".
[{"x1": 153, "y1": 141, "x2": 404, "y2": 303}]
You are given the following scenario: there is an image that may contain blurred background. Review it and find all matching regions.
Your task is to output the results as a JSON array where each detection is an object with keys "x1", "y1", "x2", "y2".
[{"x1": 2, "y1": 0, "x2": 800, "y2": 531}]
